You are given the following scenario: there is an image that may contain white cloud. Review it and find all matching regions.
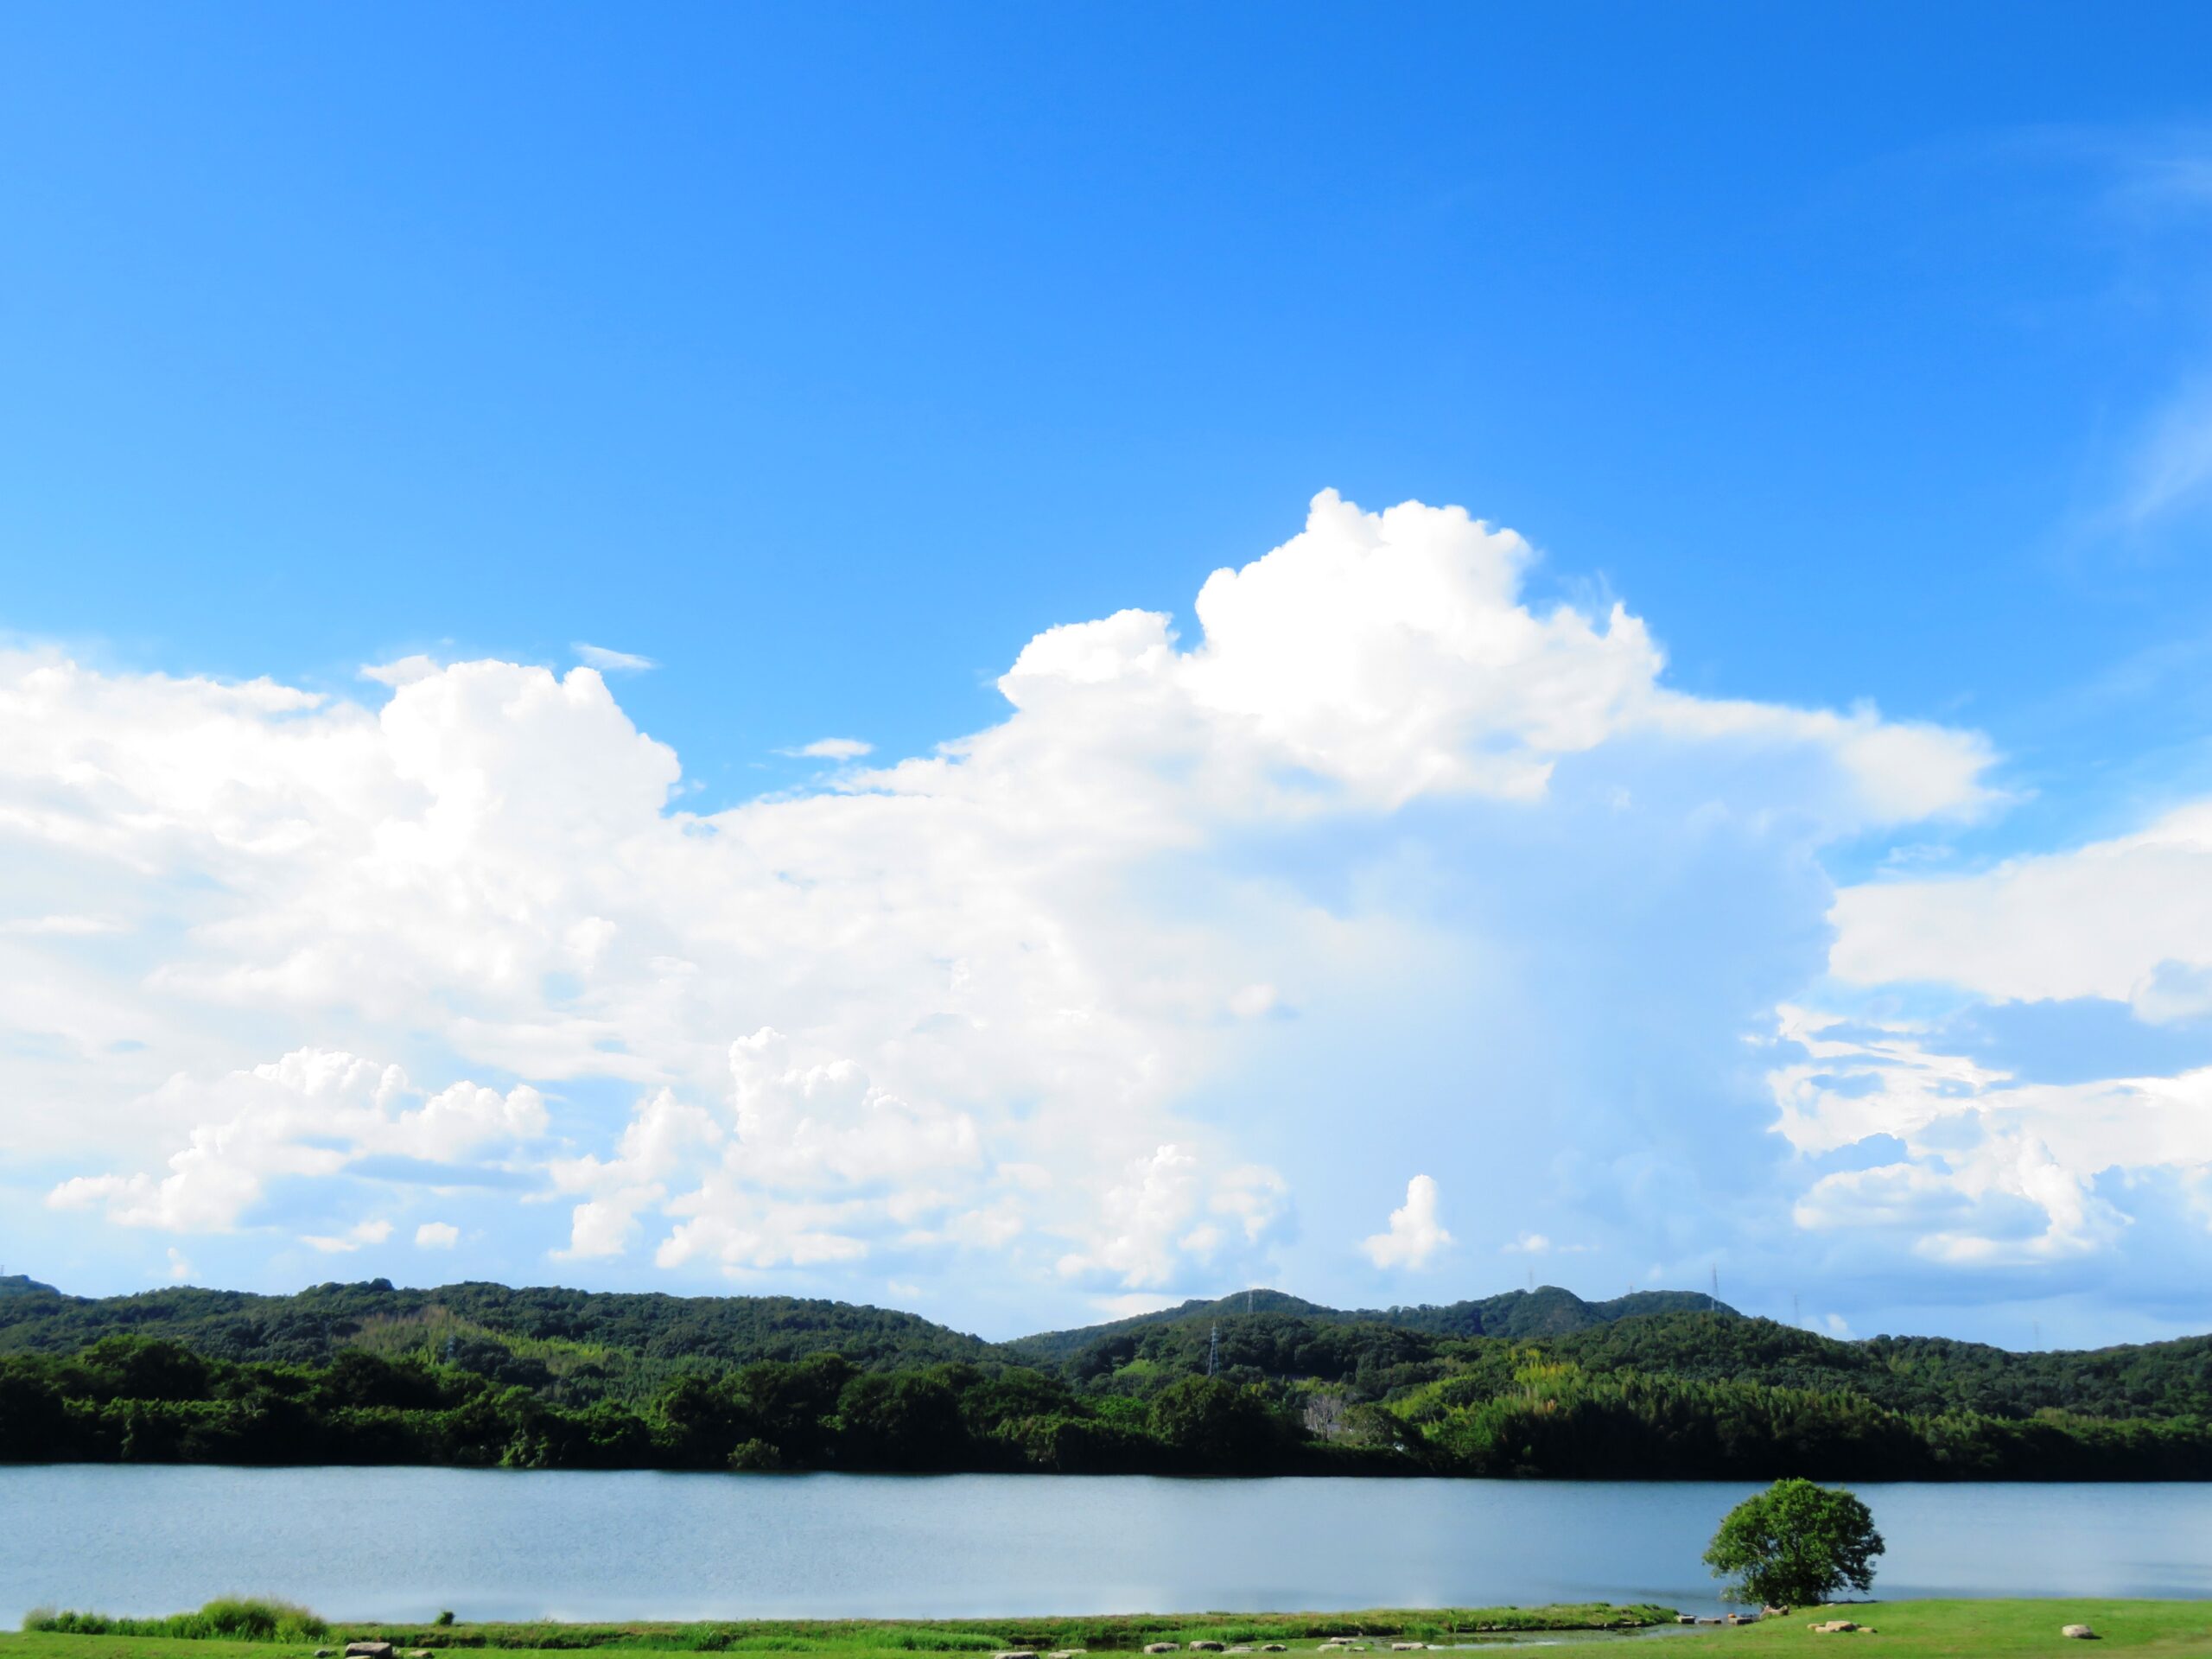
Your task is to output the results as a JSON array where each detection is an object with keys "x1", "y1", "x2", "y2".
[
  {"x1": 0, "y1": 914, "x2": 123, "y2": 936},
  {"x1": 783, "y1": 737, "x2": 873, "y2": 760},
  {"x1": 1081, "y1": 1292, "x2": 1179, "y2": 1319},
  {"x1": 415, "y1": 1221, "x2": 460, "y2": 1249},
  {"x1": 1064, "y1": 1150, "x2": 1284, "y2": 1287},
  {"x1": 164, "y1": 1247, "x2": 192, "y2": 1282},
  {"x1": 1768, "y1": 1006, "x2": 2203, "y2": 1267},
  {"x1": 3, "y1": 493, "x2": 2013, "y2": 1318},
  {"x1": 1832, "y1": 801, "x2": 2212, "y2": 1019},
  {"x1": 573, "y1": 643, "x2": 657, "y2": 673},
  {"x1": 302, "y1": 1217, "x2": 393, "y2": 1254},
  {"x1": 1226, "y1": 982, "x2": 1279, "y2": 1019},
  {"x1": 48, "y1": 1049, "x2": 545, "y2": 1233},
  {"x1": 361, "y1": 655, "x2": 444, "y2": 688},
  {"x1": 1363, "y1": 1174, "x2": 1453, "y2": 1269},
  {"x1": 1503, "y1": 1231, "x2": 1551, "y2": 1254}
]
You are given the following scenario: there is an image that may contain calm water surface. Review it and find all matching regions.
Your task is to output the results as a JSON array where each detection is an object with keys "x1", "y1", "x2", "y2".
[{"x1": 4, "y1": 1468, "x2": 2211, "y2": 1622}]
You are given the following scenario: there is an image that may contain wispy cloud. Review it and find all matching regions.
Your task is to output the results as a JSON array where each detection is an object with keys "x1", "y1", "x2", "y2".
[
  {"x1": 779, "y1": 737, "x2": 873, "y2": 760},
  {"x1": 2116, "y1": 379, "x2": 2212, "y2": 526},
  {"x1": 301, "y1": 1217, "x2": 394, "y2": 1255},
  {"x1": 575, "y1": 642, "x2": 657, "y2": 673},
  {"x1": 0, "y1": 914, "x2": 123, "y2": 937}
]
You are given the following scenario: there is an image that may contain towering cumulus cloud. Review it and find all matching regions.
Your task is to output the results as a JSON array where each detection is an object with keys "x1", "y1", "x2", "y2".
[{"x1": 6, "y1": 493, "x2": 2017, "y2": 1325}]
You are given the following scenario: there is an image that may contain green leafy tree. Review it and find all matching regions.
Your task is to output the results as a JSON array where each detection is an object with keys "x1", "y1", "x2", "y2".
[{"x1": 1703, "y1": 1478, "x2": 1884, "y2": 1606}]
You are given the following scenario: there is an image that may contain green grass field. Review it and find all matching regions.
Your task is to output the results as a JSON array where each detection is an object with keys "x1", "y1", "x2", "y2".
[
  {"x1": 1688, "y1": 1600, "x2": 2212, "y2": 1654},
  {"x1": 10, "y1": 1602, "x2": 2212, "y2": 1659},
  {"x1": 0, "y1": 1605, "x2": 1670, "y2": 1659}
]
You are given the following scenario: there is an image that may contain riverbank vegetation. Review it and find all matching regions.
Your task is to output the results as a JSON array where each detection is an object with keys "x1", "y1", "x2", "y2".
[
  {"x1": 14, "y1": 1602, "x2": 2212, "y2": 1656},
  {"x1": 16, "y1": 1604, "x2": 1675, "y2": 1649},
  {"x1": 24, "y1": 1607, "x2": 327, "y2": 1644},
  {"x1": 7, "y1": 1276, "x2": 2212, "y2": 1478}
]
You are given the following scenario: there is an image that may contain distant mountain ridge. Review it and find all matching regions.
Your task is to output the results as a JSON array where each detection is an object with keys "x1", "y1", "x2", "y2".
[
  {"x1": 0, "y1": 1273, "x2": 1731, "y2": 1382},
  {"x1": 1005, "y1": 1284, "x2": 1737, "y2": 1363}
]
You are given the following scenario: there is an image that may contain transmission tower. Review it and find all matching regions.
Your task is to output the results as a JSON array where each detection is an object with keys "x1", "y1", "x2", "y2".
[{"x1": 1207, "y1": 1321, "x2": 1220, "y2": 1377}]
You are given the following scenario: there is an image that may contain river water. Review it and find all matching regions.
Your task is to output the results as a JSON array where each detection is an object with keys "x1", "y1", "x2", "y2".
[{"x1": 5, "y1": 1467, "x2": 2210, "y2": 1623}]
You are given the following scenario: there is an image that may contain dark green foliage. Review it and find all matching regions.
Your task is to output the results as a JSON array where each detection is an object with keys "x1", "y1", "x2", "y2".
[
  {"x1": 0, "y1": 1334, "x2": 1312, "y2": 1475},
  {"x1": 8, "y1": 1275, "x2": 2212, "y2": 1478},
  {"x1": 1007, "y1": 1286, "x2": 1733, "y2": 1367},
  {"x1": 1145, "y1": 1377, "x2": 1294, "y2": 1471},
  {"x1": 0, "y1": 1279, "x2": 993, "y2": 1397},
  {"x1": 1702, "y1": 1478, "x2": 1885, "y2": 1606}
]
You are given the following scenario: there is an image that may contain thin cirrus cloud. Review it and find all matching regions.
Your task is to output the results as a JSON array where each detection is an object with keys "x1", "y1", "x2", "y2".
[
  {"x1": 574, "y1": 642, "x2": 658, "y2": 673},
  {"x1": 26, "y1": 487, "x2": 2187, "y2": 1338}
]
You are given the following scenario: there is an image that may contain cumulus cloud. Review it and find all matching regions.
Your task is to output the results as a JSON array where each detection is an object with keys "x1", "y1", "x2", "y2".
[
  {"x1": 1363, "y1": 1174, "x2": 1453, "y2": 1269},
  {"x1": 415, "y1": 1221, "x2": 460, "y2": 1249},
  {"x1": 164, "y1": 1248, "x2": 192, "y2": 1282},
  {"x1": 1054, "y1": 1146, "x2": 1287, "y2": 1288},
  {"x1": 3, "y1": 492, "x2": 2021, "y2": 1321},
  {"x1": 48, "y1": 1049, "x2": 545, "y2": 1233}
]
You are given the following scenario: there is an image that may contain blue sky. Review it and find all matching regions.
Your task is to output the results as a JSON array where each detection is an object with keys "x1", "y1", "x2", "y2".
[{"x1": 8, "y1": 4, "x2": 2212, "y2": 1344}]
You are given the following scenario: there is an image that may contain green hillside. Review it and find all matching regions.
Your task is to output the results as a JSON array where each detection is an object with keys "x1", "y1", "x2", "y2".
[
  {"x1": 1007, "y1": 1284, "x2": 1735, "y2": 1366},
  {"x1": 6, "y1": 1273, "x2": 2212, "y2": 1479},
  {"x1": 0, "y1": 1277, "x2": 997, "y2": 1402}
]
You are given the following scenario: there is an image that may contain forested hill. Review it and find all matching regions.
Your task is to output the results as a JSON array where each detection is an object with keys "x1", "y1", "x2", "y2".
[
  {"x1": 0, "y1": 1278, "x2": 1728, "y2": 1380},
  {"x1": 1006, "y1": 1285, "x2": 1735, "y2": 1365},
  {"x1": 8, "y1": 1272, "x2": 2212, "y2": 1479},
  {"x1": 0, "y1": 1277, "x2": 996, "y2": 1381}
]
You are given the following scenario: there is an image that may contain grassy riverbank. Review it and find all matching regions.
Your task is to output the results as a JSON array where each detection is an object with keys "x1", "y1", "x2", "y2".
[
  {"x1": 13, "y1": 1601, "x2": 2212, "y2": 1657},
  {"x1": 6, "y1": 1605, "x2": 1675, "y2": 1659},
  {"x1": 1685, "y1": 1599, "x2": 2212, "y2": 1652}
]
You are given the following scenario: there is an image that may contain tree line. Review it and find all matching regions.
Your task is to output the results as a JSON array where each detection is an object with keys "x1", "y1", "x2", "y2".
[{"x1": 7, "y1": 1320, "x2": 2212, "y2": 1478}]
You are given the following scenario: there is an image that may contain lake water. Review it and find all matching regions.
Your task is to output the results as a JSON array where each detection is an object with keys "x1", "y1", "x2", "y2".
[{"x1": 4, "y1": 1468, "x2": 2211, "y2": 1623}]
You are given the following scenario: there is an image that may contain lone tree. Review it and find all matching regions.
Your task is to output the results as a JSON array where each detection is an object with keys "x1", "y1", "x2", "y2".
[{"x1": 1703, "y1": 1478, "x2": 1885, "y2": 1608}]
